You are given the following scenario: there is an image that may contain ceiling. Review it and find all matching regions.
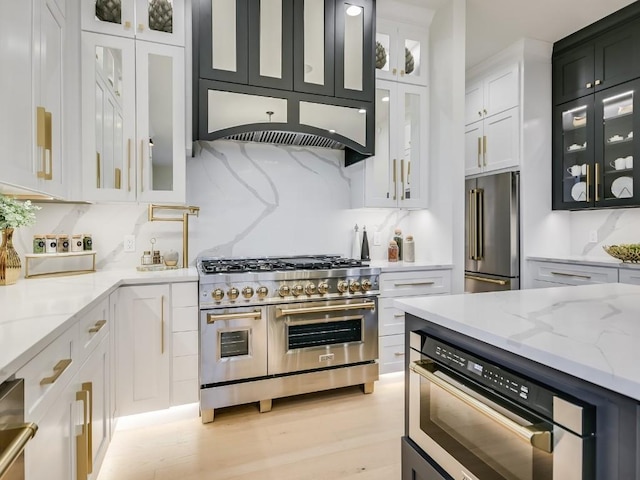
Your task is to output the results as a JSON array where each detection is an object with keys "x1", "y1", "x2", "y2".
[{"x1": 465, "y1": 0, "x2": 637, "y2": 68}]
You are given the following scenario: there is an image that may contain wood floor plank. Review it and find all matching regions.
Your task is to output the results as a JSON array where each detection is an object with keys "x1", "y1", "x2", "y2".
[{"x1": 97, "y1": 372, "x2": 404, "y2": 480}]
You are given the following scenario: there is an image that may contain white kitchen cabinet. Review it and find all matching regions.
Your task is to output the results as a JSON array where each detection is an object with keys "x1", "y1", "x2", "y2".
[
  {"x1": 464, "y1": 106, "x2": 520, "y2": 176},
  {"x1": 81, "y1": 32, "x2": 186, "y2": 203},
  {"x1": 529, "y1": 260, "x2": 619, "y2": 287},
  {"x1": 375, "y1": 19, "x2": 428, "y2": 86},
  {"x1": 0, "y1": 0, "x2": 67, "y2": 198},
  {"x1": 351, "y1": 80, "x2": 428, "y2": 208},
  {"x1": 170, "y1": 282, "x2": 199, "y2": 406},
  {"x1": 116, "y1": 284, "x2": 171, "y2": 416},
  {"x1": 619, "y1": 268, "x2": 640, "y2": 285},
  {"x1": 81, "y1": 0, "x2": 185, "y2": 46},
  {"x1": 377, "y1": 269, "x2": 451, "y2": 374},
  {"x1": 465, "y1": 63, "x2": 519, "y2": 126}
]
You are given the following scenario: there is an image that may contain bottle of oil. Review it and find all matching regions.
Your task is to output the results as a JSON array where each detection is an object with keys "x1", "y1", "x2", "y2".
[{"x1": 361, "y1": 226, "x2": 370, "y2": 260}]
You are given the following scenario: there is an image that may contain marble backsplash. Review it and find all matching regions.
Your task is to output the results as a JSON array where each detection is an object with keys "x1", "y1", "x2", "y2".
[
  {"x1": 570, "y1": 208, "x2": 640, "y2": 257},
  {"x1": 14, "y1": 141, "x2": 442, "y2": 271}
]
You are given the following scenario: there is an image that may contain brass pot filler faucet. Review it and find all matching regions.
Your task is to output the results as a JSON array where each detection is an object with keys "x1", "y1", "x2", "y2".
[{"x1": 147, "y1": 204, "x2": 200, "y2": 268}]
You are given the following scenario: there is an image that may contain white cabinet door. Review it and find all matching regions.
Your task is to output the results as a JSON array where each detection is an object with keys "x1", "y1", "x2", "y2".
[
  {"x1": 483, "y1": 107, "x2": 520, "y2": 173},
  {"x1": 619, "y1": 268, "x2": 640, "y2": 285},
  {"x1": 529, "y1": 261, "x2": 619, "y2": 286},
  {"x1": 465, "y1": 122, "x2": 483, "y2": 176},
  {"x1": 464, "y1": 80, "x2": 484, "y2": 125},
  {"x1": 82, "y1": 0, "x2": 185, "y2": 46},
  {"x1": 484, "y1": 63, "x2": 519, "y2": 118},
  {"x1": 117, "y1": 284, "x2": 170, "y2": 416},
  {"x1": 375, "y1": 20, "x2": 428, "y2": 86}
]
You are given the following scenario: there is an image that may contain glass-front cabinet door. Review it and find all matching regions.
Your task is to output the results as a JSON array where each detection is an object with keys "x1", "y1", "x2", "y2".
[
  {"x1": 553, "y1": 99, "x2": 595, "y2": 209},
  {"x1": 376, "y1": 20, "x2": 428, "y2": 86},
  {"x1": 594, "y1": 80, "x2": 640, "y2": 207},
  {"x1": 82, "y1": 0, "x2": 185, "y2": 46},
  {"x1": 398, "y1": 83, "x2": 427, "y2": 208}
]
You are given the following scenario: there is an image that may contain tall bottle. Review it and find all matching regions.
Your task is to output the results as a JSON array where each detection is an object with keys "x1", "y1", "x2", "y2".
[
  {"x1": 351, "y1": 224, "x2": 361, "y2": 259},
  {"x1": 404, "y1": 235, "x2": 415, "y2": 262},
  {"x1": 361, "y1": 226, "x2": 370, "y2": 260},
  {"x1": 393, "y1": 228, "x2": 403, "y2": 260}
]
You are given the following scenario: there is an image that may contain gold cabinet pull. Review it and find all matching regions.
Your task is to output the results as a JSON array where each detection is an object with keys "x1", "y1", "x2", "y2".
[
  {"x1": 595, "y1": 163, "x2": 600, "y2": 202},
  {"x1": 586, "y1": 164, "x2": 591, "y2": 202},
  {"x1": 0, "y1": 423, "x2": 38, "y2": 478},
  {"x1": 595, "y1": 80, "x2": 602, "y2": 86},
  {"x1": 138, "y1": 23, "x2": 145, "y2": 32},
  {"x1": 393, "y1": 281, "x2": 435, "y2": 287},
  {"x1": 393, "y1": 351, "x2": 405, "y2": 357},
  {"x1": 406, "y1": 160, "x2": 411, "y2": 185},
  {"x1": 40, "y1": 359, "x2": 72, "y2": 385},
  {"x1": 586, "y1": 82, "x2": 593, "y2": 89},
  {"x1": 400, "y1": 69, "x2": 405, "y2": 76},
  {"x1": 207, "y1": 310, "x2": 262, "y2": 323},
  {"x1": 160, "y1": 295, "x2": 165, "y2": 354},
  {"x1": 36, "y1": 107, "x2": 53, "y2": 180},
  {"x1": 124, "y1": 20, "x2": 132, "y2": 29},
  {"x1": 88, "y1": 319, "x2": 107, "y2": 333},
  {"x1": 76, "y1": 389, "x2": 89, "y2": 480},
  {"x1": 400, "y1": 159, "x2": 405, "y2": 200},
  {"x1": 392, "y1": 158, "x2": 397, "y2": 200},
  {"x1": 477, "y1": 137, "x2": 482, "y2": 167},
  {"x1": 550, "y1": 271, "x2": 592, "y2": 280},
  {"x1": 392, "y1": 68, "x2": 397, "y2": 75},
  {"x1": 96, "y1": 152, "x2": 101, "y2": 188},
  {"x1": 127, "y1": 138, "x2": 132, "y2": 192},
  {"x1": 482, "y1": 135, "x2": 487, "y2": 166},
  {"x1": 115, "y1": 167, "x2": 122, "y2": 189},
  {"x1": 82, "y1": 382, "x2": 93, "y2": 474}
]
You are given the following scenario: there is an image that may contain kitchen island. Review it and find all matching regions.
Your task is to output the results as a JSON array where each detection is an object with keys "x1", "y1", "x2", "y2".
[{"x1": 395, "y1": 283, "x2": 640, "y2": 480}]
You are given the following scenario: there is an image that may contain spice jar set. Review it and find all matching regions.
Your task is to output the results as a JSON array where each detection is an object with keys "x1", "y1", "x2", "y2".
[
  {"x1": 33, "y1": 234, "x2": 92, "y2": 254},
  {"x1": 388, "y1": 228, "x2": 415, "y2": 263}
]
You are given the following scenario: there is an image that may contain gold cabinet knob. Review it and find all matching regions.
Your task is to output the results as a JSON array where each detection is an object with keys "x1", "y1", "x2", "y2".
[
  {"x1": 257, "y1": 286, "x2": 268, "y2": 299},
  {"x1": 349, "y1": 281, "x2": 361, "y2": 293},
  {"x1": 278, "y1": 285, "x2": 290, "y2": 297},
  {"x1": 317, "y1": 282, "x2": 329, "y2": 294},
  {"x1": 304, "y1": 283, "x2": 316, "y2": 295},
  {"x1": 337, "y1": 281, "x2": 349, "y2": 293},
  {"x1": 242, "y1": 286, "x2": 254, "y2": 299},
  {"x1": 228, "y1": 287, "x2": 239, "y2": 301},
  {"x1": 212, "y1": 288, "x2": 224, "y2": 301},
  {"x1": 291, "y1": 285, "x2": 303, "y2": 296},
  {"x1": 361, "y1": 279, "x2": 372, "y2": 291}
]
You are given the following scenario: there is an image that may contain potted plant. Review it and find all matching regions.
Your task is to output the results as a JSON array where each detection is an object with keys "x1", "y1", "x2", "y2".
[{"x1": 0, "y1": 195, "x2": 40, "y2": 285}]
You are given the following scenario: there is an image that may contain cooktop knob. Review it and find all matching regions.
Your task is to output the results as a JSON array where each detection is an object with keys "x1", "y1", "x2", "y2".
[
  {"x1": 317, "y1": 282, "x2": 329, "y2": 294},
  {"x1": 257, "y1": 286, "x2": 268, "y2": 299},
  {"x1": 292, "y1": 285, "x2": 303, "y2": 296},
  {"x1": 361, "y1": 279, "x2": 372, "y2": 291},
  {"x1": 279, "y1": 285, "x2": 291, "y2": 297},
  {"x1": 349, "y1": 281, "x2": 361, "y2": 293},
  {"x1": 304, "y1": 283, "x2": 316, "y2": 295},
  {"x1": 212, "y1": 288, "x2": 225, "y2": 301},
  {"x1": 242, "y1": 286, "x2": 254, "y2": 299},
  {"x1": 228, "y1": 287, "x2": 240, "y2": 301},
  {"x1": 337, "y1": 280, "x2": 349, "y2": 293}
]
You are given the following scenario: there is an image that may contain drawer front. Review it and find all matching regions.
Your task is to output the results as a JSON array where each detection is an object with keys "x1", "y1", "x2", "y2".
[
  {"x1": 17, "y1": 325, "x2": 77, "y2": 423},
  {"x1": 531, "y1": 261, "x2": 618, "y2": 285},
  {"x1": 379, "y1": 334, "x2": 405, "y2": 374},
  {"x1": 172, "y1": 305, "x2": 198, "y2": 332},
  {"x1": 619, "y1": 268, "x2": 640, "y2": 285},
  {"x1": 77, "y1": 298, "x2": 110, "y2": 364},
  {"x1": 378, "y1": 297, "x2": 405, "y2": 336},
  {"x1": 172, "y1": 282, "x2": 198, "y2": 308},
  {"x1": 380, "y1": 270, "x2": 452, "y2": 297},
  {"x1": 173, "y1": 331, "x2": 198, "y2": 357}
]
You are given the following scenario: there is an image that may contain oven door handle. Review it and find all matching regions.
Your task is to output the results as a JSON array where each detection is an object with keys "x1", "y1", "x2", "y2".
[
  {"x1": 410, "y1": 360, "x2": 553, "y2": 454},
  {"x1": 276, "y1": 301, "x2": 376, "y2": 318},
  {"x1": 0, "y1": 422, "x2": 38, "y2": 478},
  {"x1": 207, "y1": 310, "x2": 262, "y2": 323}
]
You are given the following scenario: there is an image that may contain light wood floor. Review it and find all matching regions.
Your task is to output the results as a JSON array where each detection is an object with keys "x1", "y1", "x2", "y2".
[{"x1": 97, "y1": 372, "x2": 405, "y2": 480}]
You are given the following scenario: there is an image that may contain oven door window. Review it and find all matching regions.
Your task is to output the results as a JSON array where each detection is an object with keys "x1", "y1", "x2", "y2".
[
  {"x1": 287, "y1": 316, "x2": 362, "y2": 350},
  {"x1": 219, "y1": 329, "x2": 250, "y2": 358},
  {"x1": 411, "y1": 359, "x2": 552, "y2": 480}
]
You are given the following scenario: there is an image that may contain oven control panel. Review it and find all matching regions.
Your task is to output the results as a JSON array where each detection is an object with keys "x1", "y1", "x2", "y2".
[{"x1": 423, "y1": 336, "x2": 555, "y2": 419}]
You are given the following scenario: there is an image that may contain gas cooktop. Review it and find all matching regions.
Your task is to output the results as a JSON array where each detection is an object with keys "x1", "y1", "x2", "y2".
[{"x1": 198, "y1": 255, "x2": 367, "y2": 274}]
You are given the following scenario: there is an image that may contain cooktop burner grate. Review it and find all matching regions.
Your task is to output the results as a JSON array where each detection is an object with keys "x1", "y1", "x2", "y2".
[{"x1": 198, "y1": 255, "x2": 365, "y2": 274}]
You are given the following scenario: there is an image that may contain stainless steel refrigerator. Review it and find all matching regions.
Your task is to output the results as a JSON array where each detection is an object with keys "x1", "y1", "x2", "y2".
[{"x1": 465, "y1": 171, "x2": 520, "y2": 293}]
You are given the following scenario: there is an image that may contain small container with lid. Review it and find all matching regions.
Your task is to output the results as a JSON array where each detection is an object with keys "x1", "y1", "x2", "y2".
[
  {"x1": 152, "y1": 250, "x2": 162, "y2": 265},
  {"x1": 141, "y1": 251, "x2": 153, "y2": 265},
  {"x1": 45, "y1": 235, "x2": 58, "y2": 253},
  {"x1": 33, "y1": 235, "x2": 46, "y2": 254},
  {"x1": 57, "y1": 234, "x2": 70, "y2": 253},
  {"x1": 71, "y1": 234, "x2": 83, "y2": 252},
  {"x1": 404, "y1": 235, "x2": 415, "y2": 262},
  {"x1": 83, "y1": 234, "x2": 93, "y2": 251},
  {"x1": 387, "y1": 240, "x2": 399, "y2": 262},
  {"x1": 393, "y1": 228, "x2": 403, "y2": 260}
]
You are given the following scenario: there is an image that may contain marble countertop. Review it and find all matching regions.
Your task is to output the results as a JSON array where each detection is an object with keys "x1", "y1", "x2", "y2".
[
  {"x1": 0, "y1": 268, "x2": 198, "y2": 384},
  {"x1": 528, "y1": 254, "x2": 640, "y2": 270},
  {"x1": 368, "y1": 260, "x2": 453, "y2": 272},
  {"x1": 395, "y1": 283, "x2": 640, "y2": 401}
]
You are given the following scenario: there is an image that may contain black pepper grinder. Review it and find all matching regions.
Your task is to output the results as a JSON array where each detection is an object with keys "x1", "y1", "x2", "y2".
[{"x1": 361, "y1": 225, "x2": 370, "y2": 260}]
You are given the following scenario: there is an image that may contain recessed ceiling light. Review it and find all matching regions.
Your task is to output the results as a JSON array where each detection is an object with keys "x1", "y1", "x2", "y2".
[
  {"x1": 329, "y1": 129, "x2": 336, "y2": 133},
  {"x1": 358, "y1": 108, "x2": 366, "y2": 114},
  {"x1": 346, "y1": 5, "x2": 362, "y2": 16}
]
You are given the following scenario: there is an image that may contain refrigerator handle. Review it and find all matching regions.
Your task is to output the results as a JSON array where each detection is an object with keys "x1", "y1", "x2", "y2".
[
  {"x1": 468, "y1": 189, "x2": 476, "y2": 260},
  {"x1": 477, "y1": 188, "x2": 484, "y2": 260}
]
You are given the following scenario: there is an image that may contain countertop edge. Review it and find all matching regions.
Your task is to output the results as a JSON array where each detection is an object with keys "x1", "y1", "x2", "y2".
[{"x1": 527, "y1": 255, "x2": 640, "y2": 269}]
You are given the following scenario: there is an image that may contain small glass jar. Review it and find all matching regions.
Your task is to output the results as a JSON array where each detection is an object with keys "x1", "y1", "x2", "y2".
[
  {"x1": 141, "y1": 251, "x2": 153, "y2": 265},
  {"x1": 393, "y1": 228, "x2": 403, "y2": 260},
  {"x1": 83, "y1": 234, "x2": 93, "y2": 251},
  {"x1": 33, "y1": 235, "x2": 46, "y2": 254},
  {"x1": 152, "y1": 250, "x2": 162, "y2": 264},
  {"x1": 57, "y1": 234, "x2": 70, "y2": 253},
  {"x1": 387, "y1": 240, "x2": 399, "y2": 262},
  {"x1": 71, "y1": 234, "x2": 83, "y2": 252},
  {"x1": 45, "y1": 235, "x2": 58, "y2": 253}
]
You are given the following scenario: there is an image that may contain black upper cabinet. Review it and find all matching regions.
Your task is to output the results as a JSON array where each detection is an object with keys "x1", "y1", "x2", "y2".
[{"x1": 553, "y1": 17, "x2": 640, "y2": 105}]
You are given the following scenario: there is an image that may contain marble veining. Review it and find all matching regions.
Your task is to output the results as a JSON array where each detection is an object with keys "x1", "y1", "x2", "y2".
[{"x1": 395, "y1": 283, "x2": 640, "y2": 400}]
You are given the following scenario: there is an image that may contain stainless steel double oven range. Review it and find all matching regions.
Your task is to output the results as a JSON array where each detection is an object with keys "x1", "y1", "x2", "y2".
[{"x1": 197, "y1": 255, "x2": 380, "y2": 423}]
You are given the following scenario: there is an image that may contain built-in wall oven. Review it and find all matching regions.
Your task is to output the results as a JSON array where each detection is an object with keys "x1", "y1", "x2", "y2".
[
  {"x1": 408, "y1": 331, "x2": 596, "y2": 480},
  {"x1": 0, "y1": 379, "x2": 37, "y2": 480}
]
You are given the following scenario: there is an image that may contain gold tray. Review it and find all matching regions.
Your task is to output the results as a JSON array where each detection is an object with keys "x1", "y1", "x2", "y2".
[{"x1": 603, "y1": 244, "x2": 640, "y2": 263}]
